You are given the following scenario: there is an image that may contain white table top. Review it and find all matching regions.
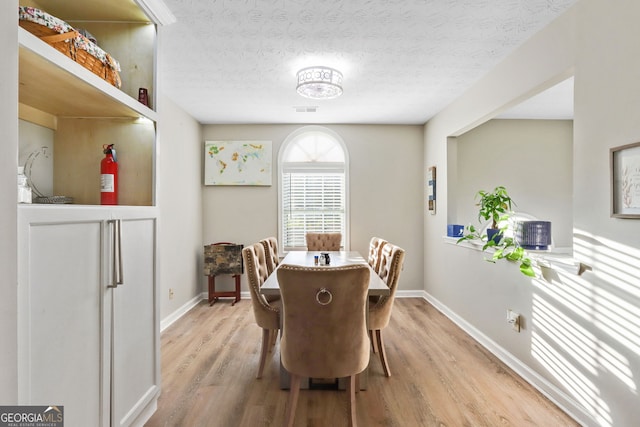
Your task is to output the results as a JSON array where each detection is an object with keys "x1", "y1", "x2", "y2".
[{"x1": 260, "y1": 251, "x2": 390, "y2": 296}]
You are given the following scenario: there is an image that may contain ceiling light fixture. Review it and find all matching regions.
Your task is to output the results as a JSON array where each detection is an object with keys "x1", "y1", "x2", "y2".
[{"x1": 296, "y1": 66, "x2": 343, "y2": 99}]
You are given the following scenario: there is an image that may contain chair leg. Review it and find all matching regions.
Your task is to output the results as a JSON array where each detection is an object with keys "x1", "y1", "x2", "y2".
[
  {"x1": 257, "y1": 328, "x2": 270, "y2": 379},
  {"x1": 369, "y1": 329, "x2": 378, "y2": 354},
  {"x1": 269, "y1": 328, "x2": 278, "y2": 350},
  {"x1": 284, "y1": 374, "x2": 301, "y2": 427},
  {"x1": 347, "y1": 374, "x2": 357, "y2": 427},
  {"x1": 375, "y1": 329, "x2": 391, "y2": 377}
]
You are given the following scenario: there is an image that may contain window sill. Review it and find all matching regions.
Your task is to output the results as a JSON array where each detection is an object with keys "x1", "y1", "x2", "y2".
[{"x1": 443, "y1": 236, "x2": 589, "y2": 275}]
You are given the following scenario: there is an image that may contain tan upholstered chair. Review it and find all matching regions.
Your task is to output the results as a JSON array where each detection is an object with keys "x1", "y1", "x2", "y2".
[
  {"x1": 367, "y1": 237, "x2": 389, "y2": 343},
  {"x1": 305, "y1": 232, "x2": 342, "y2": 251},
  {"x1": 242, "y1": 243, "x2": 281, "y2": 379},
  {"x1": 367, "y1": 237, "x2": 388, "y2": 275},
  {"x1": 277, "y1": 264, "x2": 370, "y2": 427},
  {"x1": 259, "y1": 236, "x2": 280, "y2": 275},
  {"x1": 369, "y1": 243, "x2": 405, "y2": 377}
]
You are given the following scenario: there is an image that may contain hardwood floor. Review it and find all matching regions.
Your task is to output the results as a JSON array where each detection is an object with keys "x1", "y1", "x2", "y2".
[{"x1": 145, "y1": 298, "x2": 579, "y2": 427}]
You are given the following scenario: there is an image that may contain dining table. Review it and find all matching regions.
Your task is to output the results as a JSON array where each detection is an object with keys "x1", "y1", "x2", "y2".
[{"x1": 260, "y1": 250, "x2": 390, "y2": 390}]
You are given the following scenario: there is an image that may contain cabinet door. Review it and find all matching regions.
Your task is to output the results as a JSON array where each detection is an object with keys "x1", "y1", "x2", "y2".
[
  {"x1": 111, "y1": 215, "x2": 159, "y2": 426},
  {"x1": 18, "y1": 209, "x2": 110, "y2": 427}
]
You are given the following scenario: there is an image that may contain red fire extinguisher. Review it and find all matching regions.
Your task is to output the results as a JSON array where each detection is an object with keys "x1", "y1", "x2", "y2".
[{"x1": 101, "y1": 144, "x2": 118, "y2": 205}]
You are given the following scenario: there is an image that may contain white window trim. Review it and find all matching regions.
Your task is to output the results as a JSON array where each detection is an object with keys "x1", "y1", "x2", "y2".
[{"x1": 277, "y1": 126, "x2": 350, "y2": 253}]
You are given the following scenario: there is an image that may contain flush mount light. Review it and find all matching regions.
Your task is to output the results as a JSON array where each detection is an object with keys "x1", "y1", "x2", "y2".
[{"x1": 296, "y1": 66, "x2": 343, "y2": 99}]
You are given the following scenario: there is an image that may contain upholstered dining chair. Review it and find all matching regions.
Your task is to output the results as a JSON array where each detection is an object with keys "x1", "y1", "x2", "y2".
[
  {"x1": 259, "y1": 236, "x2": 280, "y2": 275},
  {"x1": 367, "y1": 237, "x2": 389, "y2": 353},
  {"x1": 367, "y1": 237, "x2": 388, "y2": 274},
  {"x1": 277, "y1": 264, "x2": 371, "y2": 427},
  {"x1": 258, "y1": 236, "x2": 280, "y2": 348},
  {"x1": 368, "y1": 243, "x2": 405, "y2": 377},
  {"x1": 241, "y1": 242, "x2": 281, "y2": 379},
  {"x1": 305, "y1": 232, "x2": 342, "y2": 251}
]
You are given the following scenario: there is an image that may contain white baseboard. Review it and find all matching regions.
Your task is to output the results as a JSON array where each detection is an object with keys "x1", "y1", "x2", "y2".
[
  {"x1": 161, "y1": 292, "x2": 254, "y2": 332},
  {"x1": 421, "y1": 290, "x2": 595, "y2": 427},
  {"x1": 396, "y1": 289, "x2": 425, "y2": 298},
  {"x1": 160, "y1": 294, "x2": 205, "y2": 332}
]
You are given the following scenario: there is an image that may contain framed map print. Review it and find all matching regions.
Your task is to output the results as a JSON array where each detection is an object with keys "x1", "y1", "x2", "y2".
[{"x1": 204, "y1": 140, "x2": 272, "y2": 186}]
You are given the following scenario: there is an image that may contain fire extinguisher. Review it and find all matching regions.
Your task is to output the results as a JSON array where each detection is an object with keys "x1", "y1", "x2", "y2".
[{"x1": 101, "y1": 144, "x2": 118, "y2": 205}]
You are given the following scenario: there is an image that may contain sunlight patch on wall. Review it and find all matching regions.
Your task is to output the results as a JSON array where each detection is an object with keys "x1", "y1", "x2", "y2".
[
  {"x1": 530, "y1": 229, "x2": 640, "y2": 426},
  {"x1": 592, "y1": 288, "x2": 640, "y2": 355},
  {"x1": 532, "y1": 270, "x2": 594, "y2": 320},
  {"x1": 532, "y1": 295, "x2": 614, "y2": 427},
  {"x1": 533, "y1": 296, "x2": 598, "y2": 374},
  {"x1": 574, "y1": 230, "x2": 640, "y2": 355},
  {"x1": 575, "y1": 230, "x2": 640, "y2": 299}
]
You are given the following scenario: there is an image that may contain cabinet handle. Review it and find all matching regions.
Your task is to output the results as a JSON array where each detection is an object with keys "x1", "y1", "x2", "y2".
[{"x1": 108, "y1": 219, "x2": 124, "y2": 287}]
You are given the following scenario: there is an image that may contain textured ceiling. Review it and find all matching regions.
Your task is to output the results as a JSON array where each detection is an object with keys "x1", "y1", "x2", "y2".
[{"x1": 159, "y1": 0, "x2": 577, "y2": 125}]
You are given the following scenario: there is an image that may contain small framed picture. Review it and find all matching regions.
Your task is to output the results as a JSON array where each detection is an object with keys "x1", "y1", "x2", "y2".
[
  {"x1": 611, "y1": 141, "x2": 640, "y2": 218},
  {"x1": 427, "y1": 166, "x2": 436, "y2": 215}
]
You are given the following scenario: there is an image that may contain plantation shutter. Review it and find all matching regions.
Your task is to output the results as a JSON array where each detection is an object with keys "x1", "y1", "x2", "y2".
[{"x1": 282, "y1": 171, "x2": 345, "y2": 250}]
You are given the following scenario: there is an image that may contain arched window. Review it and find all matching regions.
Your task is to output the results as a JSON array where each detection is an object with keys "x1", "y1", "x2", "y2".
[{"x1": 278, "y1": 126, "x2": 349, "y2": 252}]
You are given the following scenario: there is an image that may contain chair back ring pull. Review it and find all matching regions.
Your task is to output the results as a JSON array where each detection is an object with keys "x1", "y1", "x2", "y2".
[{"x1": 315, "y1": 288, "x2": 333, "y2": 305}]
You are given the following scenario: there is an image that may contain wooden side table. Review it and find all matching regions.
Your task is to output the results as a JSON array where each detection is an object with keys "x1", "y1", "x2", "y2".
[
  {"x1": 204, "y1": 242, "x2": 244, "y2": 306},
  {"x1": 207, "y1": 274, "x2": 241, "y2": 306}
]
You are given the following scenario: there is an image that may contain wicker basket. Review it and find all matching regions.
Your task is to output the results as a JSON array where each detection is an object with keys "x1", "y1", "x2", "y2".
[{"x1": 19, "y1": 14, "x2": 122, "y2": 88}]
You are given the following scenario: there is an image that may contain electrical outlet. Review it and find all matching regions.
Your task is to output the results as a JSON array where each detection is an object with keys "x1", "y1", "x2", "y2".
[
  {"x1": 169, "y1": 288, "x2": 174, "y2": 300},
  {"x1": 506, "y1": 309, "x2": 520, "y2": 332}
]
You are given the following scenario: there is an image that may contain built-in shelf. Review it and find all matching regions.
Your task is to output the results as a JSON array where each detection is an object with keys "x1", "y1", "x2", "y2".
[{"x1": 18, "y1": 28, "x2": 157, "y2": 121}]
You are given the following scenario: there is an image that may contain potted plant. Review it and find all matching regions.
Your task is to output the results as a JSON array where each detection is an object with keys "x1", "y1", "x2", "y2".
[
  {"x1": 457, "y1": 186, "x2": 535, "y2": 277},
  {"x1": 476, "y1": 186, "x2": 513, "y2": 242}
]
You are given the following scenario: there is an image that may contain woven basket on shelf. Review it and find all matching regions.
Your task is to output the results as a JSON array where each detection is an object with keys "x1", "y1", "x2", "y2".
[{"x1": 19, "y1": 19, "x2": 122, "y2": 88}]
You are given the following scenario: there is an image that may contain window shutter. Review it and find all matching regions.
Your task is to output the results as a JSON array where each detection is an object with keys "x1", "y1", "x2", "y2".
[{"x1": 282, "y1": 172, "x2": 345, "y2": 250}]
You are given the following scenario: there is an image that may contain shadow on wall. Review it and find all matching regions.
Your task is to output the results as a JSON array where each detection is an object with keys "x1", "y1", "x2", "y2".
[{"x1": 530, "y1": 229, "x2": 640, "y2": 427}]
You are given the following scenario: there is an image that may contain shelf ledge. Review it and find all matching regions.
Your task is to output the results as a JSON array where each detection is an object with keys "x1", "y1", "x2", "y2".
[
  {"x1": 19, "y1": 28, "x2": 157, "y2": 121},
  {"x1": 443, "y1": 236, "x2": 590, "y2": 276}
]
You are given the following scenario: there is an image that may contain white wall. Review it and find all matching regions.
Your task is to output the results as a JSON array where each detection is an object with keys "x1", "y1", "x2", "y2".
[
  {"x1": 201, "y1": 124, "x2": 424, "y2": 293},
  {"x1": 156, "y1": 94, "x2": 203, "y2": 321},
  {"x1": 572, "y1": 0, "x2": 640, "y2": 424},
  {"x1": 19, "y1": 120, "x2": 55, "y2": 198},
  {"x1": 0, "y1": 0, "x2": 19, "y2": 403},
  {"x1": 424, "y1": 2, "x2": 640, "y2": 426}
]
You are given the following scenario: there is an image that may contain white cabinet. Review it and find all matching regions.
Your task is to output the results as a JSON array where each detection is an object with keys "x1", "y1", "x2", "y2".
[
  {"x1": 17, "y1": 205, "x2": 159, "y2": 427},
  {"x1": 111, "y1": 211, "x2": 159, "y2": 427},
  {"x1": 14, "y1": 1, "x2": 170, "y2": 423}
]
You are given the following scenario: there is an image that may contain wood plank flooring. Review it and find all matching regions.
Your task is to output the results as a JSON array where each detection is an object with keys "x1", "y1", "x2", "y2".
[{"x1": 144, "y1": 298, "x2": 579, "y2": 427}]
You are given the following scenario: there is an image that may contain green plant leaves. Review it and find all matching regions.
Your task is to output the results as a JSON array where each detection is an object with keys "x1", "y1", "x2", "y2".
[
  {"x1": 456, "y1": 186, "x2": 535, "y2": 278},
  {"x1": 475, "y1": 186, "x2": 514, "y2": 229}
]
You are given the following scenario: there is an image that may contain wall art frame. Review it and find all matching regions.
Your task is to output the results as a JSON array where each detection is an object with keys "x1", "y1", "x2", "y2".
[
  {"x1": 427, "y1": 166, "x2": 436, "y2": 215},
  {"x1": 204, "y1": 140, "x2": 272, "y2": 186},
  {"x1": 610, "y1": 141, "x2": 640, "y2": 218}
]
